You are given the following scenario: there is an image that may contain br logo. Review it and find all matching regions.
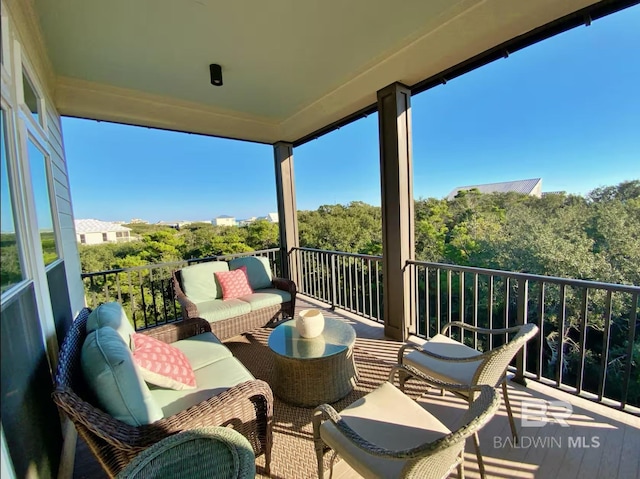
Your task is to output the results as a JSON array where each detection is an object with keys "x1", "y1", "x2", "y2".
[{"x1": 520, "y1": 399, "x2": 573, "y2": 427}]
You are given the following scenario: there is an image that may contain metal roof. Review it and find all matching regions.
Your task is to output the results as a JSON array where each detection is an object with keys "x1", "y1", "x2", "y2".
[
  {"x1": 447, "y1": 178, "x2": 542, "y2": 200},
  {"x1": 74, "y1": 219, "x2": 132, "y2": 234}
]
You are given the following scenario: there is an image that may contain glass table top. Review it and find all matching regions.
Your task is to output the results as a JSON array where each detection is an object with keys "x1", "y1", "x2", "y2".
[{"x1": 268, "y1": 318, "x2": 356, "y2": 359}]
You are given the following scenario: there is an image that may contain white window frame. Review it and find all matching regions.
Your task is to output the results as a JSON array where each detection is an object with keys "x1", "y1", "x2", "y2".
[
  {"x1": 0, "y1": 98, "x2": 30, "y2": 301},
  {"x1": 22, "y1": 128, "x2": 63, "y2": 270}
]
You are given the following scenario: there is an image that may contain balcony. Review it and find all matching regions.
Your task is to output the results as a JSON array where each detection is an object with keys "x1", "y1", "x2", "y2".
[
  {"x1": 2, "y1": 1, "x2": 638, "y2": 477},
  {"x1": 76, "y1": 249, "x2": 640, "y2": 478}
]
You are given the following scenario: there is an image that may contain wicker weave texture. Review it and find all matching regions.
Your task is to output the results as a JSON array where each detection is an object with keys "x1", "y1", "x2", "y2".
[
  {"x1": 172, "y1": 268, "x2": 297, "y2": 341},
  {"x1": 116, "y1": 427, "x2": 255, "y2": 479},
  {"x1": 313, "y1": 384, "x2": 499, "y2": 479},
  {"x1": 53, "y1": 308, "x2": 273, "y2": 478},
  {"x1": 272, "y1": 345, "x2": 359, "y2": 407}
]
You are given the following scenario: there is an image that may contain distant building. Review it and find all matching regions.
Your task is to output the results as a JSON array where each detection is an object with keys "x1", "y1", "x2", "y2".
[
  {"x1": 264, "y1": 212, "x2": 279, "y2": 223},
  {"x1": 238, "y1": 216, "x2": 258, "y2": 226},
  {"x1": 240, "y1": 213, "x2": 279, "y2": 225},
  {"x1": 75, "y1": 219, "x2": 132, "y2": 245},
  {"x1": 213, "y1": 215, "x2": 237, "y2": 227},
  {"x1": 446, "y1": 178, "x2": 543, "y2": 200},
  {"x1": 129, "y1": 218, "x2": 148, "y2": 224},
  {"x1": 174, "y1": 220, "x2": 212, "y2": 228}
]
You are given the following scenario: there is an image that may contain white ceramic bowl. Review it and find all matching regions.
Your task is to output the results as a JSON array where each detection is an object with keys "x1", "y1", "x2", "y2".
[{"x1": 295, "y1": 309, "x2": 325, "y2": 338}]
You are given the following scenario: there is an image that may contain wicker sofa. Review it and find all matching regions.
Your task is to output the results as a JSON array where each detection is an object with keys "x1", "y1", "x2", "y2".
[
  {"x1": 53, "y1": 305, "x2": 273, "y2": 478},
  {"x1": 173, "y1": 256, "x2": 296, "y2": 340}
]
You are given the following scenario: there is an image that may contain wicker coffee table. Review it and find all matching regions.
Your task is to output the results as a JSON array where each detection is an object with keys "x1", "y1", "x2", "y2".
[{"x1": 268, "y1": 318, "x2": 358, "y2": 407}]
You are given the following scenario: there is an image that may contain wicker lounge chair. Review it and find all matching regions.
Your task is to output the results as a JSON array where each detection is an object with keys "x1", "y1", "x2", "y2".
[
  {"x1": 117, "y1": 427, "x2": 255, "y2": 479},
  {"x1": 395, "y1": 322, "x2": 538, "y2": 476},
  {"x1": 53, "y1": 308, "x2": 273, "y2": 478},
  {"x1": 313, "y1": 376, "x2": 500, "y2": 479}
]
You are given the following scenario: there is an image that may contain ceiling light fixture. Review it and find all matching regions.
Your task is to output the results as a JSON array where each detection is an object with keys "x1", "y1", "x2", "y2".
[{"x1": 209, "y1": 64, "x2": 223, "y2": 86}]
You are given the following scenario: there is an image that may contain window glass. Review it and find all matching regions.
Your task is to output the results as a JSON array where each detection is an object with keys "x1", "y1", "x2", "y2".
[
  {"x1": 22, "y1": 71, "x2": 40, "y2": 125},
  {"x1": 1, "y1": 109, "x2": 25, "y2": 292},
  {"x1": 27, "y1": 140, "x2": 58, "y2": 265}
]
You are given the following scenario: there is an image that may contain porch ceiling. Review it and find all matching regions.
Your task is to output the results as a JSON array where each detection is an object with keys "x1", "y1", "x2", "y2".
[{"x1": 33, "y1": 0, "x2": 598, "y2": 144}]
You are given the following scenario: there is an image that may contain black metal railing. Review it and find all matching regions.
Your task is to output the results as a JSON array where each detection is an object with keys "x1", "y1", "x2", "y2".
[
  {"x1": 407, "y1": 260, "x2": 639, "y2": 411},
  {"x1": 82, "y1": 246, "x2": 638, "y2": 412},
  {"x1": 290, "y1": 247, "x2": 383, "y2": 322},
  {"x1": 81, "y1": 248, "x2": 281, "y2": 331},
  {"x1": 290, "y1": 248, "x2": 638, "y2": 411}
]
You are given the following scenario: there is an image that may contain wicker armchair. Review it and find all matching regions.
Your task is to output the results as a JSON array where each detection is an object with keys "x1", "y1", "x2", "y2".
[
  {"x1": 53, "y1": 308, "x2": 273, "y2": 478},
  {"x1": 395, "y1": 322, "x2": 538, "y2": 475},
  {"x1": 172, "y1": 268, "x2": 296, "y2": 341},
  {"x1": 313, "y1": 377, "x2": 500, "y2": 479},
  {"x1": 117, "y1": 427, "x2": 255, "y2": 479}
]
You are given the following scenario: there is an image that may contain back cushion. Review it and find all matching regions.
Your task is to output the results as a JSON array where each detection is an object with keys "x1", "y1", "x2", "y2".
[
  {"x1": 180, "y1": 262, "x2": 229, "y2": 302},
  {"x1": 229, "y1": 256, "x2": 273, "y2": 290},
  {"x1": 86, "y1": 302, "x2": 135, "y2": 346},
  {"x1": 81, "y1": 327, "x2": 164, "y2": 426}
]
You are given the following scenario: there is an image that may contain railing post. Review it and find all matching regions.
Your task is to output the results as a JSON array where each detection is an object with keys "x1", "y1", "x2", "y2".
[
  {"x1": 330, "y1": 253, "x2": 337, "y2": 310},
  {"x1": 513, "y1": 278, "x2": 528, "y2": 385}
]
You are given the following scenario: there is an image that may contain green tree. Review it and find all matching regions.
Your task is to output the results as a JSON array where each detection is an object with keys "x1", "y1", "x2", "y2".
[{"x1": 244, "y1": 220, "x2": 279, "y2": 250}]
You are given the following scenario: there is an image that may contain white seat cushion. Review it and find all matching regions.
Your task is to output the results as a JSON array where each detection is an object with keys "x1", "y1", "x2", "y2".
[
  {"x1": 403, "y1": 334, "x2": 483, "y2": 385},
  {"x1": 320, "y1": 382, "x2": 452, "y2": 479}
]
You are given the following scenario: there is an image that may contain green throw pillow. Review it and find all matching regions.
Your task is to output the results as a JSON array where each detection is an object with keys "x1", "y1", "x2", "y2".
[
  {"x1": 229, "y1": 256, "x2": 273, "y2": 290},
  {"x1": 181, "y1": 261, "x2": 229, "y2": 301},
  {"x1": 86, "y1": 302, "x2": 135, "y2": 347},
  {"x1": 81, "y1": 327, "x2": 164, "y2": 426}
]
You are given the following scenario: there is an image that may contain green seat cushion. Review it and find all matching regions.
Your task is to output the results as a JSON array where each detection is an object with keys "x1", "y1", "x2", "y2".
[
  {"x1": 229, "y1": 256, "x2": 273, "y2": 290},
  {"x1": 170, "y1": 332, "x2": 233, "y2": 370},
  {"x1": 86, "y1": 302, "x2": 135, "y2": 346},
  {"x1": 150, "y1": 357, "x2": 254, "y2": 418},
  {"x1": 195, "y1": 299, "x2": 252, "y2": 323},
  {"x1": 181, "y1": 262, "x2": 229, "y2": 302},
  {"x1": 81, "y1": 327, "x2": 163, "y2": 426},
  {"x1": 238, "y1": 289, "x2": 291, "y2": 311}
]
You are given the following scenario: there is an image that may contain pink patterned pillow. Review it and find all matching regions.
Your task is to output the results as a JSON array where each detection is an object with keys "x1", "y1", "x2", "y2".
[
  {"x1": 131, "y1": 334, "x2": 197, "y2": 390},
  {"x1": 215, "y1": 266, "x2": 253, "y2": 300}
]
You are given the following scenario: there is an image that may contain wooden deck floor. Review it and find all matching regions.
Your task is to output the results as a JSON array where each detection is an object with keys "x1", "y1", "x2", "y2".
[
  {"x1": 308, "y1": 298, "x2": 640, "y2": 479},
  {"x1": 73, "y1": 296, "x2": 640, "y2": 479}
]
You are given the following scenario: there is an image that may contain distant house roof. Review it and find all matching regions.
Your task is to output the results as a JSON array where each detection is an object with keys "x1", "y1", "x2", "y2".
[
  {"x1": 446, "y1": 178, "x2": 542, "y2": 200},
  {"x1": 75, "y1": 219, "x2": 132, "y2": 234},
  {"x1": 257, "y1": 212, "x2": 279, "y2": 222},
  {"x1": 216, "y1": 215, "x2": 234, "y2": 219}
]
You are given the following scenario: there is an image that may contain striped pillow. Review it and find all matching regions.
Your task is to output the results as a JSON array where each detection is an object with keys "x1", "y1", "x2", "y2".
[{"x1": 131, "y1": 333, "x2": 197, "y2": 390}]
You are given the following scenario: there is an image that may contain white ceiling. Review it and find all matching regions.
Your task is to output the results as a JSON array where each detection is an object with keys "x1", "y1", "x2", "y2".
[{"x1": 33, "y1": 0, "x2": 598, "y2": 143}]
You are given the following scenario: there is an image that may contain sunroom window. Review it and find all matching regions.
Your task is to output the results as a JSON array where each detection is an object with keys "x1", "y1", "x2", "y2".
[
  {"x1": 0, "y1": 109, "x2": 25, "y2": 293},
  {"x1": 27, "y1": 140, "x2": 59, "y2": 266},
  {"x1": 22, "y1": 71, "x2": 41, "y2": 126}
]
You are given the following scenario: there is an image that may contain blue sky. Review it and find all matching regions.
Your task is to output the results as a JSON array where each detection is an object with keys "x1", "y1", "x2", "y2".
[{"x1": 63, "y1": 5, "x2": 639, "y2": 223}]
